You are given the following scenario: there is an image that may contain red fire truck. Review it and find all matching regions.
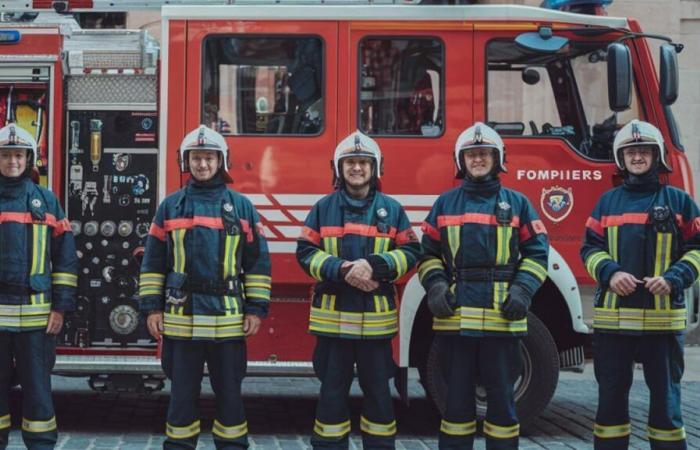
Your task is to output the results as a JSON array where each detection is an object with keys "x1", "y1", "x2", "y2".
[{"x1": 1, "y1": 0, "x2": 697, "y2": 425}]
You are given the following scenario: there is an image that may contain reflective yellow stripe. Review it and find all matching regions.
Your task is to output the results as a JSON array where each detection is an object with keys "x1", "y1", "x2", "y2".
[
  {"x1": 314, "y1": 419, "x2": 350, "y2": 438},
  {"x1": 495, "y1": 225, "x2": 512, "y2": 266},
  {"x1": 603, "y1": 289, "x2": 618, "y2": 310},
  {"x1": 447, "y1": 225, "x2": 460, "y2": 262},
  {"x1": 433, "y1": 306, "x2": 527, "y2": 333},
  {"x1": 387, "y1": 250, "x2": 408, "y2": 279},
  {"x1": 593, "y1": 307, "x2": 686, "y2": 332},
  {"x1": 30, "y1": 224, "x2": 48, "y2": 276},
  {"x1": 585, "y1": 251, "x2": 612, "y2": 282},
  {"x1": 440, "y1": 419, "x2": 477, "y2": 436},
  {"x1": 243, "y1": 274, "x2": 271, "y2": 302},
  {"x1": 212, "y1": 419, "x2": 248, "y2": 439},
  {"x1": 607, "y1": 226, "x2": 619, "y2": 262},
  {"x1": 166, "y1": 420, "x2": 200, "y2": 439},
  {"x1": 594, "y1": 422, "x2": 631, "y2": 439},
  {"x1": 373, "y1": 236, "x2": 390, "y2": 254},
  {"x1": 324, "y1": 237, "x2": 339, "y2": 256},
  {"x1": 22, "y1": 416, "x2": 56, "y2": 433},
  {"x1": 51, "y1": 272, "x2": 77, "y2": 287},
  {"x1": 483, "y1": 421, "x2": 519, "y2": 439},
  {"x1": 654, "y1": 232, "x2": 673, "y2": 310},
  {"x1": 492, "y1": 281, "x2": 508, "y2": 311},
  {"x1": 139, "y1": 273, "x2": 165, "y2": 297},
  {"x1": 172, "y1": 229, "x2": 186, "y2": 273},
  {"x1": 0, "y1": 414, "x2": 10, "y2": 430},
  {"x1": 360, "y1": 416, "x2": 396, "y2": 437},
  {"x1": 163, "y1": 313, "x2": 244, "y2": 339},
  {"x1": 419, "y1": 258, "x2": 444, "y2": 283},
  {"x1": 680, "y1": 250, "x2": 700, "y2": 276},
  {"x1": 0, "y1": 303, "x2": 51, "y2": 329},
  {"x1": 647, "y1": 425, "x2": 686, "y2": 441},
  {"x1": 309, "y1": 307, "x2": 398, "y2": 337},
  {"x1": 309, "y1": 251, "x2": 332, "y2": 281},
  {"x1": 519, "y1": 258, "x2": 547, "y2": 282}
]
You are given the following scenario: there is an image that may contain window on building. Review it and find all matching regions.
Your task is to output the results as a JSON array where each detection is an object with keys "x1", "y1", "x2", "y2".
[
  {"x1": 202, "y1": 36, "x2": 324, "y2": 135},
  {"x1": 359, "y1": 37, "x2": 444, "y2": 137}
]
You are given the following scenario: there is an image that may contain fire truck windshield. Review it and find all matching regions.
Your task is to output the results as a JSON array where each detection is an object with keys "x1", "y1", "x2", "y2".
[{"x1": 487, "y1": 38, "x2": 639, "y2": 160}]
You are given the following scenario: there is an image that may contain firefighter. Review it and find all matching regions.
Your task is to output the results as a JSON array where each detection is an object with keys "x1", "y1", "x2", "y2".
[
  {"x1": 139, "y1": 125, "x2": 271, "y2": 450},
  {"x1": 419, "y1": 122, "x2": 548, "y2": 450},
  {"x1": 0, "y1": 124, "x2": 77, "y2": 450},
  {"x1": 581, "y1": 120, "x2": 699, "y2": 450},
  {"x1": 296, "y1": 131, "x2": 421, "y2": 450}
]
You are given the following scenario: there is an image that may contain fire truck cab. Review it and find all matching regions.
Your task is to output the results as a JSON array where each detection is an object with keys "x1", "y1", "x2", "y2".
[{"x1": 1, "y1": 0, "x2": 696, "y2": 425}]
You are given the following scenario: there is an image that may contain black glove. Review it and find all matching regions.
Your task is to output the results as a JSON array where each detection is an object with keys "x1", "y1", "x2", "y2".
[
  {"x1": 427, "y1": 281, "x2": 457, "y2": 319},
  {"x1": 501, "y1": 284, "x2": 530, "y2": 321}
]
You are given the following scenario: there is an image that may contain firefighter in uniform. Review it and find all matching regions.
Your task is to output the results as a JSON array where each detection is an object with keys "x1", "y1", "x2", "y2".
[
  {"x1": 419, "y1": 123, "x2": 548, "y2": 450},
  {"x1": 139, "y1": 125, "x2": 271, "y2": 450},
  {"x1": 296, "y1": 131, "x2": 421, "y2": 450},
  {"x1": 0, "y1": 124, "x2": 77, "y2": 450},
  {"x1": 581, "y1": 120, "x2": 699, "y2": 450}
]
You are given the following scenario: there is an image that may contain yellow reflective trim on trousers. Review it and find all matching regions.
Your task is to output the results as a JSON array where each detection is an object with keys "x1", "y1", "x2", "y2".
[
  {"x1": 314, "y1": 419, "x2": 351, "y2": 438},
  {"x1": 419, "y1": 258, "x2": 444, "y2": 282},
  {"x1": 172, "y1": 229, "x2": 186, "y2": 273},
  {"x1": 447, "y1": 225, "x2": 460, "y2": 262},
  {"x1": 22, "y1": 416, "x2": 56, "y2": 433},
  {"x1": 166, "y1": 420, "x2": 201, "y2": 439},
  {"x1": 433, "y1": 306, "x2": 527, "y2": 333},
  {"x1": 212, "y1": 419, "x2": 248, "y2": 439},
  {"x1": 594, "y1": 422, "x2": 631, "y2": 439},
  {"x1": 607, "y1": 226, "x2": 619, "y2": 262},
  {"x1": 680, "y1": 250, "x2": 700, "y2": 276},
  {"x1": 647, "y1": 425, "x2": 686, "y2": 441},
  {"x1": 520, "y1": 258, "x2": 547, "y2": 282},
  {"x1": 483, "y1": 421, "x2": 519, "y2": 439},
  {"x1": 585, "y1": 251, "x2": 612, "y2": 282},
  {"x1": 440, "y1": 419, "x2": 477, "y2": 436},
  {"x1": 360, "y1": 416, "x2": 396, "y2": 437},
  {"x1": 654, "y1": 232, "x2": 673, "y2": 311},
  {"x1": 51, "y1": 272, "x2": 77, "y2": 287},
  {"x1": 309, "y1": 251, "x2": 332, "y2": 281},
  {"x1": 593, "y1": 307, "x2": 687, "y2": 331},
  {"x1": 0, "y1": 414, "x2": 10, "y2": 430}
]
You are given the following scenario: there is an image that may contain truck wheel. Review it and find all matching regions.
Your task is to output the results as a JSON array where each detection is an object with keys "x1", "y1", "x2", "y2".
[{"x1": 424, "y1": 312, "x2": 559, "y2": 428}]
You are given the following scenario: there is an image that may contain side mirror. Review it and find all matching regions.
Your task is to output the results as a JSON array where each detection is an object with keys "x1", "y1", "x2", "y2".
[
  {"x1": 522, "y1": 67, "x2": 541, "y2": 85},
  {"x1": 607, "y1": 43, "x2": 632, "y2": 112},
  {"x1": 659, "y1": 44, "x2": 679, "y2": 106},
  {"x1": 515, "y1": 27, "x2": 569, "y2": 54}
]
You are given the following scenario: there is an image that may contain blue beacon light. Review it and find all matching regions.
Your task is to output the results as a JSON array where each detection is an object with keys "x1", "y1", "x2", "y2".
[{"x1": 0, "y1": 30, "x2": 22, "y2": 44}]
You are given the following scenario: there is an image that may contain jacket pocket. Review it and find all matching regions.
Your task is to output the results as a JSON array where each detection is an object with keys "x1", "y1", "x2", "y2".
[{"x1": 29, "y1": 273, "x2": 51, "y2": 293}]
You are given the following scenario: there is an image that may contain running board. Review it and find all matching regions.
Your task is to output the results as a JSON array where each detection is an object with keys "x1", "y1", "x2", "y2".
[{"x1": 54, "y1": 354, "x2": 314, "y2": 376}]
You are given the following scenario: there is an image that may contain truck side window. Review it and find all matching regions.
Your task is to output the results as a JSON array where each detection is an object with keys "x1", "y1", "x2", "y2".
[
  {"x1": 359, "y1": 37, "x2": 444, "y2": 137},
  {"x1": 202, "y1": 36, "x2": 324, "y2": 135},
  {"x1": 486, "y1": 39, "x2": 639, "y2": 160}
]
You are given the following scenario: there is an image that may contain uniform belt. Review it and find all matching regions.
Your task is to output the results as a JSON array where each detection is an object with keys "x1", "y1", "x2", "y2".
[
  {"x1": 182, "y1": 277, "x2": 241, "y2": 296},
  {"x1": 0, "y1": 282, "x2": 33, "y2": 295},
  {"x1": 453, "y1": 266, "x2": 515, "y2": 282}
]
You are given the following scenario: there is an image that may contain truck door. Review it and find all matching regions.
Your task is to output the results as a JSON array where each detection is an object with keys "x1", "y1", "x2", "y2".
[
  {"x1": 473, "y1": 28, "x2": 642, "y2": 288},
  {"x1": 184, "y1": 19, "x2": 338, "y2": 362}
]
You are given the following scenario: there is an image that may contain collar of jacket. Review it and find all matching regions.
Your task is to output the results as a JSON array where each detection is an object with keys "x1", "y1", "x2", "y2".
[
  {"x1": 461, "y1": 175, "x2": 501, "y2": 196},
  {"x1": 0, "y1": 174, "x2": 30, "y2": 199},
  {"x1": 186, "y1": 172, "x2": 227, "y2": 197},
  {"x1": 340, "y1": 188, "x2": 375, "y2": 212},
  {"x1": 622, "y1": 169, "x2": 661, "y2": 193}
]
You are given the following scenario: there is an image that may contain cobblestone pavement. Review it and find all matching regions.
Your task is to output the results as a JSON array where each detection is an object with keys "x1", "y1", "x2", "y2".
[{"x1": 4, "y1": 358, "x2": 700, "y2": 449}]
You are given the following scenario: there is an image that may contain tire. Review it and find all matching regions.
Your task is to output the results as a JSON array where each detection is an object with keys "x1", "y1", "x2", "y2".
[{"x1": 424, "y1": 312, "x2": 559, "y2": 428}]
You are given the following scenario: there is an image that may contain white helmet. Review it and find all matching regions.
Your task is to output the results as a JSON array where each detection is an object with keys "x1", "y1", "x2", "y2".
[
  {"x1": 613, "y1": 119, "x2": 670, "y2": 171},
  {"x1": 332, "y1": 130, "x2": 383, "y2": 180},
  {"x1": 454, "y1": 122, "x2": 506, "y2": 174},
  {"x1": 178, "y1": 125, "x2": 231, "y2": 181},
  {"x1": 0, "y1": 124, "x2": 37, "y2": 170}
]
